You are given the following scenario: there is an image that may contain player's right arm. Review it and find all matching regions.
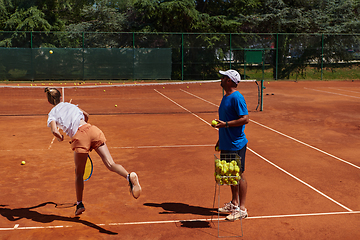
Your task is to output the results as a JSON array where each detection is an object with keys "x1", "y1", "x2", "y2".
[
  {"x1": 50, "y1": 120, "x2": 64, "y2": 141},
  {"x1": 79, "y1": 108, "x2": 89, "y2": 122}
]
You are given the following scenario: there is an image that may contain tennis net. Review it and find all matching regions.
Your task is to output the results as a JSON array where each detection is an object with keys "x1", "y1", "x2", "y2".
[{"x1": 0, "y1": 80, "x2": 263, "y2": 117}]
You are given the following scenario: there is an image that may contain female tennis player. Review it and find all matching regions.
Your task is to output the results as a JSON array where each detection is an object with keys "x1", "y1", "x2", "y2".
[{"x1": 45, "y1": 87, "x2": 141, "y2": 216}]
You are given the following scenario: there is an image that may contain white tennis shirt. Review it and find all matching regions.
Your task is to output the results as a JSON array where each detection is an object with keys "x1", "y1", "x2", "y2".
[{"x1": 47, "y1": 102, "x2": 85, "y2": 138}]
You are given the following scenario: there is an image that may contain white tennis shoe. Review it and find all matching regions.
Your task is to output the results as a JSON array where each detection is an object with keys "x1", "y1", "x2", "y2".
[
  {"x1": 226, "y1": 208, "x2": 248, "y2": 221},
  {"x1": 129, "y1": 172, "x2": 142, "y2": 199}
]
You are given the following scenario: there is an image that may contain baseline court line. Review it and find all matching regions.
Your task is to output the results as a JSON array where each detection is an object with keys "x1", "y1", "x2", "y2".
[{"x1": 1, "y1": 211, "x2": 360, "y2": 231}]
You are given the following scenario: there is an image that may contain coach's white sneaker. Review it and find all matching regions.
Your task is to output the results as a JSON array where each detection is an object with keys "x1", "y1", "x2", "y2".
[
  {"x1": 129, "y1": 172, "x2": 142, "y2": 199},
  {"x1": 226, "y1": 208, "x2": 248, "y2": 221},
  {"x1": 218, "y1": 201, "x2": 238, "y2": 213}
]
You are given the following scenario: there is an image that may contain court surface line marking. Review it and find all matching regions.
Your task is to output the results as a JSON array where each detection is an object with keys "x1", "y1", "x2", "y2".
[
  {"x1": 156, "y1": 89, "x2": 353, "y2": 212},
  {"x1": 248, "y1": 148, "x2": 352, "y2": 211},
  {"x1": 0, "y1": 144, "x2": 214, "y2": 152},
  {"x1": 111, "y1": 144, "x2": 213, "y2": 149},
  {"x1": 0, "y1": 89, "x2": 357, "y2": 232},
  {"x1": 327, "y1": 87, "x2": 360, "y2": 94},
  {"x1": 249, "y1": 120, "x2": 360, "y2": 170},
  {"x1": 304, "y1": 87, "x2": 360, "y2": 99},
  {"x1": 181, "y1": 88, "x2": 360, "y2": 170},
  {"x1": 1, "y1": 211, "x2": 359, "y2": 231},
  {"x1": 154, "y1": 89, "x2": 211, "y2": 126}
]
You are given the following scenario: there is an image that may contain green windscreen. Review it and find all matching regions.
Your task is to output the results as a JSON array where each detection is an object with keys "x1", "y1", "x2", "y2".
[{"x1": 0, "y1": 48, "x2": 172, "y2": 80}]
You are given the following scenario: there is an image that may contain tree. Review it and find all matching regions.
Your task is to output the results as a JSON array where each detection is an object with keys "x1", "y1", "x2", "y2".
[
  {"x1": 195, "y1": 0, "x2": 261, "y2": 17},
  {"x1": 0, "y1": 0, "x2": 13, "y2": 29},
  {"x1": 66, "y1": 0, "x2": 127, "y2": 32},
  {"x1": 237, "y1": 0, "x2": 360, "y2": 79}
]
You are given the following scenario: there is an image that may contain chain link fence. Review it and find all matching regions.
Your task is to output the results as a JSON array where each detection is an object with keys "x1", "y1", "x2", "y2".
[{"x1": 0, "y1": 31, "x2": 359, "y2": 81}]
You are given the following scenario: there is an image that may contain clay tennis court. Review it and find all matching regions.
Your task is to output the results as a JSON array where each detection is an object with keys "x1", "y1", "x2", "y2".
[{"x1": 0, "y1": 80, "x2": 360, "y2": 239}]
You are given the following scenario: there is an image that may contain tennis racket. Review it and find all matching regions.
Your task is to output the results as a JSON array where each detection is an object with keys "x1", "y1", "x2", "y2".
[{"x1": 83, "y1": 155, "x2": 93, "y2": 181}]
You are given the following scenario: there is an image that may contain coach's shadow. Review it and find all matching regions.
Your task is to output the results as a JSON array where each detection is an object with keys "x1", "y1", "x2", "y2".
[
  {"x1": 0, "y1": 202, "x2": 117, "y2": 235},
  {"x1": 144, "y1": 202, "x2": 225, "y2": 217}
]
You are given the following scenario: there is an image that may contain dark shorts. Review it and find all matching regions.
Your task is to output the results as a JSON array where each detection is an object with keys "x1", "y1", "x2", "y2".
[{"x1": 220, "y1": 144, "x2": 247, "y2": 173}]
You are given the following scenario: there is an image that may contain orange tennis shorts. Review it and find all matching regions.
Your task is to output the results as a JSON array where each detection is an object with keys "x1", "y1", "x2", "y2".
[{"x1": 70, "y1": 124, "x2": 106, "y2": 153}]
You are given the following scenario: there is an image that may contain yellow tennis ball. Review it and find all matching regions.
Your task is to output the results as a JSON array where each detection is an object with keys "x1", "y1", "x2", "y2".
[
  {"x1": 211, "y1": 120, "x2": 218, "y2": 126},
  {"x1": 115, "y1": 104, "x2": 117, "y2": 107},
  {"x1": 21, "y1": 161, "x2": 26, "y2": 165},
  {"x1": 49, "y1": 50, "x2": 53, "y2": 54}
]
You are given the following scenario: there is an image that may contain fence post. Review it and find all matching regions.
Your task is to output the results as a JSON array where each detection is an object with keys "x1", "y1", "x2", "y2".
[
  {"x1": 321, "y1": 34, "x2": 324, "y2": 80},
  {"x1": 181, "y1": 33, "x2": 184, "y2": 81},
  {"x1": 275, "y1": 33, "x2": 279, "y2": 80},
  {"x1": 82, "y1": 32, "x2": 85, "y2": 80},
  {"x1": 133, "y1": 32, "x2": 135, "y2": 81},
  {"x1": 30, "y1": 31, "x2": 34, "y2": 81},
  {"x1": 229, "y1": 33, "x2": 232, "y2": 69}
]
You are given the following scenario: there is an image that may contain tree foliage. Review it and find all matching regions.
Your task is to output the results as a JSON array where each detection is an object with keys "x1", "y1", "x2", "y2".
[{"x1": 1, "y1": 0, "x2": 360, "y2": 79}]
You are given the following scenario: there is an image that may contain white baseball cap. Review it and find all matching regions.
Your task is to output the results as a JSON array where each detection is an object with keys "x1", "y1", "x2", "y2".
[{"x1": 219, "y1": 70, "x2": 241, "y2": 84}]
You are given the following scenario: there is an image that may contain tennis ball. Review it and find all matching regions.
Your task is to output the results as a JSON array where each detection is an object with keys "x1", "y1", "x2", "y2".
[
  {"x1": 215, "y1": 146, "x2": 219, "y2": 151},
  {"x1": 215, "y1": 175, "x2": 221, "y2": 183},
  {"x1": 115, "y1": 104, "x2": 117, "y2": 107},
  {"x1": 49, "y1": 50, "x2": 53, "y2": 54},
  {"x1": 21, "y1": 161, "x2": 26, "y2": 165},
  {"x1": 211, "y1": 120, "x2": 218, "y2": 126}
]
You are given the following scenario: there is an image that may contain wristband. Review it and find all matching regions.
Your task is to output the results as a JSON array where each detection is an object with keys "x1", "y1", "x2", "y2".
[{"x1": 226, "y1": 122, "x2": 229, "y2": 128}]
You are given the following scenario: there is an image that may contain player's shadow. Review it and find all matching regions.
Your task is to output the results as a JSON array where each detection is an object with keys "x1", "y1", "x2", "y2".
[
  {"x1": 144, "y1": 202, "x2": 226, "y2": 217},
  {"x1": 0, "y1": 202, "x2": 117, "y2": 235}
]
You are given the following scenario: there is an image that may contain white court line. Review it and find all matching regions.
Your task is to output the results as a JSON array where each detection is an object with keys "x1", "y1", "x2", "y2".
[
  {"x1": 304, "y1": 87, "x2": 360, "y2": 99},
  {"x1": 328, "y1": 87, "x2": 360, "y2": 94},
  {"x1": 2, "y1": 211, "x2": 360, "y2": 231},
  {"x1": 111, "y1": 144, "x2": 213, "y2": 149},
  {"x1": 250, "y1": 120, "x2": 360, "y2": 170},
  {"x1": 180, "y1": 89, "x2": 219, "y2": 107},
  {"x1": 248, "y1": 148, "x2": 352, "y2": 212},
  {"x1": 0, "y1": 80, "x2": 222, "y2": 89},
  {"x1": 181, "y1": 88, "x2": 360, "y2": 170},
  {"x1": 0, "y1": 144, "x2": 213, "y2": 152},
  {"x1": 154, "y1": 89, "x2": 211, "y2": 126}
]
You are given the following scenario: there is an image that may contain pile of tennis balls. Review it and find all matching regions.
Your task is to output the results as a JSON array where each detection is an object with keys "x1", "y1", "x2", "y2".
[{"x1": 215, "y1": 159, "x2": 241, "y2": 185}]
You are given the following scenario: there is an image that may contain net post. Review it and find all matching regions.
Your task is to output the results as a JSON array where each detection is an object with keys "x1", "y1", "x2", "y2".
[{"x1": 260, "y1": 80, "x2": 264, "y2": 111}]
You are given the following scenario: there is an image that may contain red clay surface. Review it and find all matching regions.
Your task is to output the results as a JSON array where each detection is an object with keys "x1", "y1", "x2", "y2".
[{"x1": 0, "y1": 80, "x2": 360, "y2": 239}]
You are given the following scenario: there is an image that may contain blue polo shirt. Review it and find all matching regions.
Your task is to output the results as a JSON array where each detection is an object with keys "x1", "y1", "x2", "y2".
[{"x1": 218, "y1": 91, "x2": 248, "y2": 151}]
